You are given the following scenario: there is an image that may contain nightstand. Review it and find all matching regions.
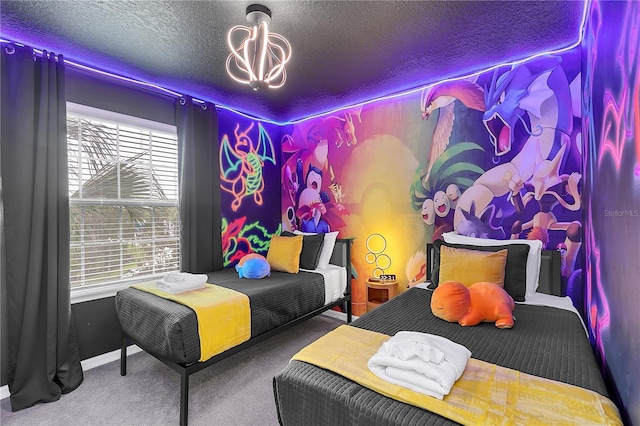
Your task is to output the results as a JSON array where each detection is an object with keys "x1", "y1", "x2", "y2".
[{"x1": 366, "y1": 278, "x2": 398, "y2": 312}]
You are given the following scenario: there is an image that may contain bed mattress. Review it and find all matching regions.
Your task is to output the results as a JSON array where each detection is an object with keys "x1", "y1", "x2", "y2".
[
  {"x1": 273, "y1": 287, "x2": 608, "y2": 426},
  {"x1": 116, "y1": 268, "x2": 326, "y2": 364}
]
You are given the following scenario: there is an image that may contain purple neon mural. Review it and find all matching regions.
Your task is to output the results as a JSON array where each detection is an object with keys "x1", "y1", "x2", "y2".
[{"x1": 583, "y1": 0, "x2": 640, "y2": 423}]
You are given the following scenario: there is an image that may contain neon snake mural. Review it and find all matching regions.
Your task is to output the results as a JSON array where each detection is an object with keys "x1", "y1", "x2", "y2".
[
  {"x1": 221, "y1": 216, "x2": 280, "y2": 267},
  {"x1": 596, "y1": 1, "x2": 639, "y2": 175},
  {"x1": 585, "y1": 0, "x2": 639, "y2": 356},
  {"x1": 583, "y1": 0, "x2": 639, "y2": 422}
]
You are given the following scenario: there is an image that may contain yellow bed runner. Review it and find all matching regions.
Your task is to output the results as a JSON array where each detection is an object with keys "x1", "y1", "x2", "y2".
[
  {"x1": 292, "y1": 325, "x2": 622, "y2": 426},
  {"x1": 133, "y1": 282, "x2": 250, "y2": 362}
]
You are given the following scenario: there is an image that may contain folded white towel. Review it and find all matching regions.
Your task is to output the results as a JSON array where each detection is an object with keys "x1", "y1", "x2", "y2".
[
  {"x1": 367, "y1": 331, "x2": 471, "y2": 399},
  {"x1": 383, "y1": 364, "x2": 451, "y2": 398},
  {"x1": 156, "y1": 272, "x2": 207, "y2": 294},
  {"x1": 385, "y1": 340, "x2": 445, "y2": 364},
  {"x1": 163, "y1": 272, "x2": 185, "y2": 283}
]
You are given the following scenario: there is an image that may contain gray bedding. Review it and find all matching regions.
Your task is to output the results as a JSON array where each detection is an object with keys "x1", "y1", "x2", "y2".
[
  {"x1": 273, "y1": 287, "x2": 608, "y2": 426},
  {"x1": 116, "y1": 268, "x2": 325, "y2": 364}
]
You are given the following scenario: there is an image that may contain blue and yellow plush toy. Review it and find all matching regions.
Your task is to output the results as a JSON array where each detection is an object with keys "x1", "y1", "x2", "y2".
[{"x1": 235, "y1": 253, "x2": 271, "y2": 279}]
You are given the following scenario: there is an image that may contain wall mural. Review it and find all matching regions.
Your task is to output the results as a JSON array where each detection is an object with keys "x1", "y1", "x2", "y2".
[
  {"x1": 214, "y1": 1, "x2": 638, "y2": 420},
  {"x1": 281, "y1": 112, "x2": 358, "y2": 234},
  {"x1": 281, "y1": 50, "x2": 582, "y2": 315},
  {"x1": 583, "y1": 0, "x2": 639, "y2": 423},
  {"x1": 218, "y1": 109, "x2": 283, "y2": 266}
]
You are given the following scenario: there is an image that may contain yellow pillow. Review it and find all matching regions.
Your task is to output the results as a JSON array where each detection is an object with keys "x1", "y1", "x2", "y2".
[
  {"x1": 266, "y1": 235, "x2": 303, "y2": 273},
  {"x1": 439, "y1": 246, "x2": 508, "y2": 288}
]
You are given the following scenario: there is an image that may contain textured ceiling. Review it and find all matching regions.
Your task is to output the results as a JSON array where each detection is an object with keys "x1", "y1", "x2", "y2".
[{"x1": 1, "y1": 1, "x2": 585, "y2": 122}]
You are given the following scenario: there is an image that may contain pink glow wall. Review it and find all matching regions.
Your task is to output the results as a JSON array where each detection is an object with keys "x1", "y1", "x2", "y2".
[
  {"x1": 583, "y1": 0, "x2": 639, "y2": 422},
  {"x1": 280, "y1": 50, "x2": 583, "y2": 317}
]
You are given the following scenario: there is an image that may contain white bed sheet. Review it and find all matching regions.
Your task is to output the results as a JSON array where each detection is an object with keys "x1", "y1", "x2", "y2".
[
  {"x1": 303, "y1": 264, "x2": 347, "y2": 305},
  {"x1": 518, "y1": 292, "x2": 576, "y2": 311}
]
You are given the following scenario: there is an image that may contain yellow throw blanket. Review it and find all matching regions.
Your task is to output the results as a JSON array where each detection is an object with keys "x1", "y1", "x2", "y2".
[
  {"x1": 292, "y1": 325, "x2": 622, "y2": 426},
  {"x1": 133, "y1": 282, "x2": 251, "y2": 362}
]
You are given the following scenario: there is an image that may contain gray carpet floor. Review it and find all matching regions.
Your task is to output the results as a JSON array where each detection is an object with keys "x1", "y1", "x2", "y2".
[{"x1": 0, "y1": 313, "x2": 344, "y2": 426}]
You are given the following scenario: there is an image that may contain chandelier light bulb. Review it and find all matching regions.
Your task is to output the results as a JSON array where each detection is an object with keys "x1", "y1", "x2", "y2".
[{"x1": 226, "y1": 4, "x2": 292, "y2": 90}]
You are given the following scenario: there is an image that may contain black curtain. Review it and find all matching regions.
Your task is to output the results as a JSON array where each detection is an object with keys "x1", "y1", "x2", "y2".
[
  {"x1": 0, "y1": 45, "x2": 83, "y2": 410},
  {"x1": 175, "y1": 97, "x2": 223, "y2": 273}
]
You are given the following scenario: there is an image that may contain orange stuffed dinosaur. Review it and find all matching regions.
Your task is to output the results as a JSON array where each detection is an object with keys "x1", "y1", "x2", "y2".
[{"x1": 431, "y1": 281, "x2": 515, "y2": 328}]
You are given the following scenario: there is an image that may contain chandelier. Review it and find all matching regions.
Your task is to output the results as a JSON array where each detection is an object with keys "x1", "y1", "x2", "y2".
[{"x1": 226, "y1": 4, "x2": 292, "y2": 90}]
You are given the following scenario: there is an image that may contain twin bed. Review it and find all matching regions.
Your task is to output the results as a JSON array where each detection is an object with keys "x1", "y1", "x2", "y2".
[
  {"x1": 273, "y1": 235, "x2": 620, "y2": 425},
  {"x1": 116, "y1": 232, "x2": 619, "y2": 425},
  {"x1": 116, "y1": 237, "x2": 353, "y2": 426}
]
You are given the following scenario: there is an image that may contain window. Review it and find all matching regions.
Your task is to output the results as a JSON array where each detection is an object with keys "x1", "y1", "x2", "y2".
[{"x1": 67, "y1": 103, "x2": 179, "y2": 300}]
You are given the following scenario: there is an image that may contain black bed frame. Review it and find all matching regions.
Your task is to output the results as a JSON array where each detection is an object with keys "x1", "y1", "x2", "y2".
[
  {"x1": 119, "y1": 238, "x2": 353, "y2": 426},
  {"x1": 426, "y1": 242, "x2": 562, "y2": 296},
  {"x1": 273, "y1": 243, "x2": 598, "y2": 426}
]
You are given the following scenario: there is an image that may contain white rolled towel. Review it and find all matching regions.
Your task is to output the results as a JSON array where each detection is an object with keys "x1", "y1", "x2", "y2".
[
  {"x1": 368, "y1": 331, "x2": 471, "y2": 399},
  {"x1": 156, "y1": 272, "x2": 207, "y2": 294}
]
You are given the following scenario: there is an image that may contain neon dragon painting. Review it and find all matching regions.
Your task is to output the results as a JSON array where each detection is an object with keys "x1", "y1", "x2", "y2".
[{"x1": 220, "y1": 122, "x2": 276, "y2": 211}]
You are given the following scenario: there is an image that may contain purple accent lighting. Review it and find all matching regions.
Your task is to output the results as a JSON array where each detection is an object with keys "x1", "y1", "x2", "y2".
[{"x1": 0, "y1": 0, "x2": 589, "y2": 125}]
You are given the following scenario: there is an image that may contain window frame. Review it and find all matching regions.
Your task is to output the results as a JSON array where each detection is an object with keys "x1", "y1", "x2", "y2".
[{"x1": 67, "y1": 102, "x2": 180, "y2": 304}]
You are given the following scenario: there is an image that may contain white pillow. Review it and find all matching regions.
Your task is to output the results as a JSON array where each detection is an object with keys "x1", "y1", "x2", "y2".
[
  {"x1": 294, "y1": 230, "x2": 339, "y2": 270},
  {"x1": 441, "y1": 232, "x2": 543, "y2": 298}
]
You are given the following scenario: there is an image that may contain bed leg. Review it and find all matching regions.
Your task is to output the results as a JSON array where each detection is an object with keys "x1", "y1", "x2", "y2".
[
  {"x1": 180, "y1": 371, "x2": 189, "y2": 426},
  {"x1": 346, "y1": 300, "x2": 353, "y2": 323},
  {"x1": 120, "y1": 333, "x2": 127, "y2": 376}
]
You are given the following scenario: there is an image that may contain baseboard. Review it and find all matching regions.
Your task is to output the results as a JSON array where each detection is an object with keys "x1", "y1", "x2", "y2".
[
  {"x1": 0, "y1": 345, "x2": 142, "y2": 401},
  {"x1": 0, "y1": 384, "x2": 9, "y2": 401},
  {"x1": 79, "y1": 345, "x2": 142, "y2": 371},
  {"x1": 321, "y1": 309, "x2": 358, "y2": 321}
]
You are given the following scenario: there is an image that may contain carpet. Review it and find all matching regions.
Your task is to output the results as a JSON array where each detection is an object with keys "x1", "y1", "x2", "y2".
[{"x1": 0, "y1": 313, "x2": 344, "y2": 426}]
